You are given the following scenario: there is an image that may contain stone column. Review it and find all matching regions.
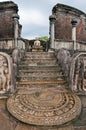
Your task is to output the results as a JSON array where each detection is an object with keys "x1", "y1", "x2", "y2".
[
  {"x1": 49, "y1": 15, "x2": 56, "y2": 49},
  {"x1": 12, "y1": 14, "x2": 19, "y2": 48},
  {"x1": 71, "y1": 19, "x2": 77, "y2": 50}
]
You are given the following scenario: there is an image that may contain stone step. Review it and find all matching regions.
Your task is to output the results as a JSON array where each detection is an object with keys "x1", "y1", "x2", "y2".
[
  {"x1": 16, "y1": 80, "x2": 66, "y2": 86},
  {"x1": 21, "y1": 58, "x2": 57, "y2": 64},
  {"x1": 17, "y1": 76, "x2": 64, "y2": 82},
  {"x1": 24, "y1": 58, "x2": 56, "y2": 62},
  {"x1": 16, "y1": 84, "x2": 68, "y2": 89},
  {"x1": 18, "y1": 71, "x2": 63, "y2": 77},
  {"x1": 19, "y1": 69, "x2": 62, "y2": 72},
  {"x1": 19, "y1": 65, "x2": 61, "y2": 70},
  {"x1": 24, "y1": 55, "x2": 56, "y2": 59},
  {"x1": 25, "y1": 52, "x2": 55, "y2": 57}
]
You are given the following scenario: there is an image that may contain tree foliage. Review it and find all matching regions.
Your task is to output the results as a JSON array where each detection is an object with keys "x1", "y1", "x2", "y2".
[{"x1": 36, "y1": 36, "x2": 49, "y2": 42}]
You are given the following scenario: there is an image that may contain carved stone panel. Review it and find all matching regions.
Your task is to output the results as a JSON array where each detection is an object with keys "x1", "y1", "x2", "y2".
[
  {"x1": 0, "y1": 52, "x2": 14, "y2": 95},
  {"x1": 70, "y1": 53, "x2": 86, "y2": 92}
]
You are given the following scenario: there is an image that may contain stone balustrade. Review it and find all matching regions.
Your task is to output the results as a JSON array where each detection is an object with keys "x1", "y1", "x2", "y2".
[
  {"x1": 0, "y1": 38, "x2": 26, "y2": 51},
  {"x1": 55, "y1": 48, "x2": 86, "y2": 94},
  {"x1": 55, "y1": 48, "x2": 71, "y2": 83},
  {"x1": 55, "y1": 39, "x2": 86, "y2": 51}
]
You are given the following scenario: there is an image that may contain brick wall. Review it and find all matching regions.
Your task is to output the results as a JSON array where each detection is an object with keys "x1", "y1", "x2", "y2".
[
  {"x1": 52, "y1": 4, "x2": 86, "y2": 41},
  {"x1": 0, "y1": 1, "x2": 18, "y2": 38}
]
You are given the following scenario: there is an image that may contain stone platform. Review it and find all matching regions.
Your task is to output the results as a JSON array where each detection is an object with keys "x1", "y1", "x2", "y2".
[{"x1": 7, "y1": 87, "x2": 81, "y2": 126}]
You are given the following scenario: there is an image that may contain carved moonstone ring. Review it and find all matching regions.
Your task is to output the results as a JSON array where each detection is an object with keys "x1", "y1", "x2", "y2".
[{"x1": 7, "y1": 87, "x2": 81, "y2": 126}]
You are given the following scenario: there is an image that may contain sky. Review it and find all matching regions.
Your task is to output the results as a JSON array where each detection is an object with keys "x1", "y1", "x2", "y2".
[{"x1": 0, "y1": 0, "x2": 86, "y2": 39}]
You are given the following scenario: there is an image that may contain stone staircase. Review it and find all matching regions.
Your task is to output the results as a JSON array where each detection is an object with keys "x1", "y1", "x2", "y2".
[
  {"x1": 16, "y1": 51, "x2": 67, "y2": 88},
  {"x1": 7, "y1": 51, "x2": 81, "y2": 128}
]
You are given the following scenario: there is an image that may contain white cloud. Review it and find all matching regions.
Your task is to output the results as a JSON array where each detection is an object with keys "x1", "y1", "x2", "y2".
[
  {"x1": 19, "y1": 8, "x2": 48, "y2": 27},
  {"x1": 48, "y1": 0, "x2": 59, "y2": 3},
  {"x1": 70, "y1": 0, "x2": 86, "y2": 12},
  {"x1": 0, "y1": 0, "x2": 8, "y2": 1},
  {"x1": 25, "y1": 35, "x2": 40, "y2": 40}
]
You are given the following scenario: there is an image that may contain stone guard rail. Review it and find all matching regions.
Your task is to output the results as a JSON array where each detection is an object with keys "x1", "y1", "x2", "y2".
[
  {"x1": 55, "y1": 48, "x2": 71, "y2": 82},
  {"x1": 55, "y1": 48, "x2": 86, "y2": 93},
  {"x1": 12, "y1": 48, "x2": 25, "y2": 80},
  {"x1": 0, "y1": 38, "x2": 26, "y2": 50},
  {"x1": 55, "y1": 39, "x2": 86, "y2": 51}
]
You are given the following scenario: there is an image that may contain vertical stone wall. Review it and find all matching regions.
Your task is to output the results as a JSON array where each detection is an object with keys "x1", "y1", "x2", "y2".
[
  {"x1": 0, "y1": 1, "x2": 19, "y2": 38},
  {"x1": 52, "y1": 4, "x2": 86, "y2": 41}
]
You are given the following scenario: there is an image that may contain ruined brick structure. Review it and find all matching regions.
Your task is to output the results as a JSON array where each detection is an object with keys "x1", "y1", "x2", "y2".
[
  {"x1": 0, "y1": 1, "x2": 21, "y2": 38},
  {"x1": 0, "y1": 1, "x2": 86, "y2": 130},
  {"x1": 52, "y1": 3, "x2": 86, "y2": 41}
]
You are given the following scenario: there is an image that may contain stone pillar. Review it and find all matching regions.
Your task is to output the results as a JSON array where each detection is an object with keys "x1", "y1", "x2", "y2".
[
  {"x1": 12, "y1": 14, "x2": 19, "y2": 48},
  {"x1": 71, "y1": 19, "x2": 77, "y2": 50},
  {"x1": 49, "y1": 15, "x2": 56, "y2": 49}
]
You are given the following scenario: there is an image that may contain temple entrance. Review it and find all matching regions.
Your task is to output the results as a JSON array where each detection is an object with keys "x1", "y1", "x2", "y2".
[{"x1": 28, "y1": 39, "x2": 50, "y2": 52}]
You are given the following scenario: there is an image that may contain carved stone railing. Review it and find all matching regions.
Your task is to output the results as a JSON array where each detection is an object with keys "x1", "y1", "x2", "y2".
[
  {"x1": 0, "y1": 38, "x2": 15, "y2": 49},
  {"x1": 0, "y1": 52, "x2": 15, "y2": 95},
  {"x1": 0, "y1": 38, "x2": 26, "y2": 51},
  {"x1": 12, "y1": 48, "x2": 25, "y2": 78},
  {"x1": 17, "y1": 38, "x2": 26, "y2": 50},
  {"x1": 55, "y1": 39, "x2": 74, "y2": 50},
  {"x1": 55, "y1": 39, "x2": 86, "y2": 51},
  {"x1": 55, "y1": 48, "x2": 71, "y2": 82},
  {"x1": 70, "y1": 52, "x2": 86, "y2": 92},
  {"x1": 55, "y1": 48, "x2": 86, "y2": 93}
]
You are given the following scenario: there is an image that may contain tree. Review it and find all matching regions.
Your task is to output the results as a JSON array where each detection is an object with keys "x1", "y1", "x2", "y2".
[{"x1": 36, "y1": 36, "x2": 49, "y2": 42}]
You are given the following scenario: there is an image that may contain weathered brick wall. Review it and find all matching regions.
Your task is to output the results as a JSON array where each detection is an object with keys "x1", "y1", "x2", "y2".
[
  {"x1": 0, "y1": 1, "x2": 18, "y2": 38},
  {"x1": 52, "y1": 4, "x2": 86, "y2": 41}
]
